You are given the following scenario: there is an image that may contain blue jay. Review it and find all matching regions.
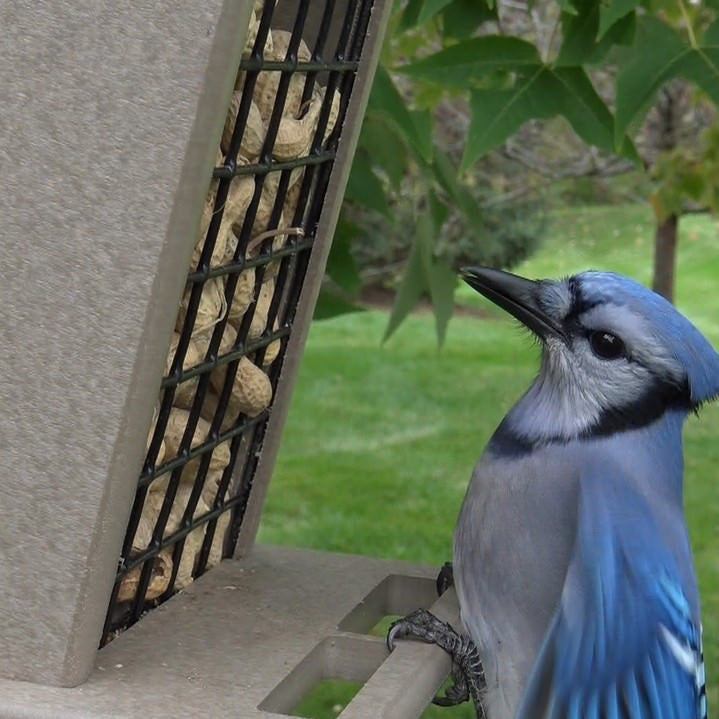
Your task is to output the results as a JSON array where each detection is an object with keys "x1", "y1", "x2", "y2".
[{"x1": 389, "y1": 267, "x2": 715, "y2": 719}]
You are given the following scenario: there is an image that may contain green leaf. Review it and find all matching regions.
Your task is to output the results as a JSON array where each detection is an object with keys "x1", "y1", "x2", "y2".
[
  {"x1": 556, "y1": 2, "x2": 600, "y2": 66},
  {"x1": 399, "y1": 0, "x2": 457, "y2": 28},
  {"x1": 442, "y1": 0, "x2": 497, "y2": 39},
  {"x1": 313, "y1": 286, "x2": 365, "y2": 320},
  {"x1": 615, "y1": 17, "x2": 719, "y2": 147},
  {"x1": 344, "y1": 150, "x2": 390, "y2": 217},
  {"x1": 417, "y1": 0, "x2": 454, "y2": 24},
  {"x1": 358, "y1": 114, "x2": 407, "y2": 189},
  {"x1": 704, "y1": 18, "x2": 719, "y2": 44},
  {"x1": 399, "y1": 36, "x2": 540, "y2": 89},
  {"x1": 383, "y1": 241, "x2": 427, "y2": 342},
  {"x1": 430, "y1": 150, "x2": 485, "y2": 242},
  {"x1": 368, "y1": 66, "x2": 434, "y2": 162},
  {"x1": 551, "y1": 67, "x2": 617, "y2": 152},
  {"x1": 556, "y1": 6, "x2": 635, "y2": 66},
  {"x1": 615, "y1": 18, "x2": 684, "y2": 143},
  {"x1": 326, "y1": 217, "x2": 362, "y2": 296},
  {"x1": 678, "y1": 170, "x2": 707, "y2": 201},
  {"x1": 410, "y1": 109, "x2": 432, "y2": 155},
  {"x1": 602, "y1": 9, "x2": 636, "y2": 45},
  {"x1": 398, "y1": 0, "x2": 424, "y2": 31},
  {"x1": 597, "y1": 0, "x2": 639, "y2": 40},
  {"x1": 427, "y1": 189, "x2": 450, "y2": 231},
  {"x1": 463, "y1": 65, "x2": 632, "y2": 167},
  {"x1": 465, "y1": 71, "x2": 543, "y2": 167},
  {"x1": 554, "y1": 68, "x2": 638, "y2": 161},
  {"x1": 418, "y1": 204, "x2": 456, "y2": 346},
  {"x1": 427, "y1": 259, "x2": 456, "y2": 346},
  {"x1": 430, "y1": 148, "x2": 461, "y2": 199},
  {"x1": 382, "y1": 200, "x2": 458, "y2": 345},
  {"x1": 555, "y1": 0, "x2": 579, "y2": 13}
]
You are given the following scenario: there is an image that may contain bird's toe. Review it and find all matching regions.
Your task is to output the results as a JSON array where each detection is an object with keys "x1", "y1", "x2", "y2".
[{"x1": 386, "y1": 608, "x2": 487, "y2": 717}]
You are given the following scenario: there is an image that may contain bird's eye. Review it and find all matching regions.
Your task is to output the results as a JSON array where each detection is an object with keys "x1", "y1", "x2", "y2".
[{"x1": 588, "y1": 331, "x2": 626, "y2": 360}]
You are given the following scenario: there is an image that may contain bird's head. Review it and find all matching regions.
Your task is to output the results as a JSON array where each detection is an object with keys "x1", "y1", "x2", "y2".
[{"x1": 463, "y1": 266, "x2": 719, "y2": 444}]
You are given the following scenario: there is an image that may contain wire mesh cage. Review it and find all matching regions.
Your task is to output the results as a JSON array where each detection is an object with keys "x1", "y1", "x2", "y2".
[{"x1": 102, "y1": 0, "x2": 374, "y2": 645}]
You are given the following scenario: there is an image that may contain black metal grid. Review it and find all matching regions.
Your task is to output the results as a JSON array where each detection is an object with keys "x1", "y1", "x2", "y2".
[{"x1": 102, "y1": 0, "x2": 374, "y2": 645}]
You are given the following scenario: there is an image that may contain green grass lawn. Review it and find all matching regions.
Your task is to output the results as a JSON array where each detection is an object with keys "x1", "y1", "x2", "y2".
[{"x1": 259, "y1": 205, "x2": 719, "y2": 717}]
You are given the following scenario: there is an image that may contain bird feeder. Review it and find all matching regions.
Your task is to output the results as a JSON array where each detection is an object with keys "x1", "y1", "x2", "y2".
[{"x1": 0, "y1": 2, "x2": 460, "y2": 717}]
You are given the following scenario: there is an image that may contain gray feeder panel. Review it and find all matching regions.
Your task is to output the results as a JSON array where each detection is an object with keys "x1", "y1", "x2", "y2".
[
  {"x1": 0, "y1": 1, "x2": 253, "y2": 687},
  {"x1": 0, "y1": 1, "x2": 461, "y2": 717}
]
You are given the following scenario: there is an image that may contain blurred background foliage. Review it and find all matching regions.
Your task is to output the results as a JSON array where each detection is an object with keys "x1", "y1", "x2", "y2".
[{"x1": 317, "y1": 0, "x2": 719, "y2": 339}]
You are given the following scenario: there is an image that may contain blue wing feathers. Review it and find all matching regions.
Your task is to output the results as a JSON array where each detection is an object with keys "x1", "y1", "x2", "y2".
[
  {"x1": 516, "y1": 460, "x2": 706, "y2": 719},
  {"x1": 621, "y1": 670, "x2": 644, "y2": 717},
  {"x1": 605, "y1": 683, "x2": 620, "y2": 719}
]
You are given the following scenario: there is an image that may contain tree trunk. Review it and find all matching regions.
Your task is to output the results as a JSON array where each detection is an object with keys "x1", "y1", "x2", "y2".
[{"x1": 652, "y1": 212, "x2": 678, "y2": 303}]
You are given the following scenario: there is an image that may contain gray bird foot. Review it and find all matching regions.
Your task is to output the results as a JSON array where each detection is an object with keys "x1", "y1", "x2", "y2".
[{"x1": 386, "y1": 608, "x2": 486, "y2": 718}]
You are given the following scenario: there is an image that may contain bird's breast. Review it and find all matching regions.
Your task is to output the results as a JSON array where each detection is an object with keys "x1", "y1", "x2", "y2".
[{"x1": 453, "y1": 443, "x2": 581, "y2": 718}]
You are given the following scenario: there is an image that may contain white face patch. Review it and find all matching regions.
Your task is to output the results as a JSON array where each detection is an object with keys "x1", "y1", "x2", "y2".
[
  {"x1": 508, "y1": 337, "x2": 650, "y2": 441},
  {"x1": 505, "y1": 288, "x2": 688, "y2": 443}
]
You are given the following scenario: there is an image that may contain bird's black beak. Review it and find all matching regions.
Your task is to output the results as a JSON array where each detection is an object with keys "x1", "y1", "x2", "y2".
[{"x1": 461, "y1": 266, "x2": 564, "y2": 341}]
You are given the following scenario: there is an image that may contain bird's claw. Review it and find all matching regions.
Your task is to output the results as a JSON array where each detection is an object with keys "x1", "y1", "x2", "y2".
[
  {"x1": 386, "y1": 608, "x2": 487, "y2": 718},
  {"x1": 387, "y1": 607, "x2": 453, "y2": 651},
  {"x1": 436, "y1": 561, "x2": 454, "y2": 595},
  {"x1": 432, "y1": 672, "x2": 470, "y2": 706}
]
